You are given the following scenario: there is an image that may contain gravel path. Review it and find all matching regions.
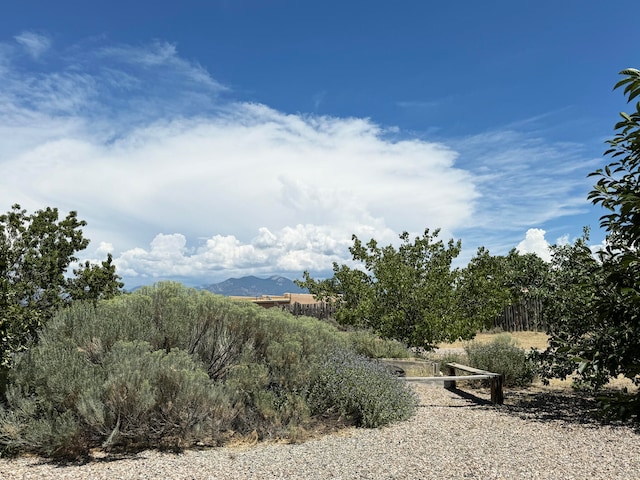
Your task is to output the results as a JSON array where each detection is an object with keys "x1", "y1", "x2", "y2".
[{"x1": 1, "y1": 383, "x2": 639, "y2": 479}]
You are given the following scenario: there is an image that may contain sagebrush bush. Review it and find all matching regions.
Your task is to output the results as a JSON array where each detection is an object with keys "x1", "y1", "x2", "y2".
[
  {"x1": 0, "y1": 282, "x2": 416, "y2": 458},
  {"x1": 0, "y1": 339, "x2": 237, "y2": 458},
  {"x1": 346, "y1": 329, "x2": 414, "y2": 359},
  {"x1": 464, "y1": 335, "x2": 534, "y2": 387},
  {"x1": 307, "y1": 348, "x2": 418, "y2": 428},
  {"x1": 429, "y1": 351, "x2": 469, "y2": 374}
]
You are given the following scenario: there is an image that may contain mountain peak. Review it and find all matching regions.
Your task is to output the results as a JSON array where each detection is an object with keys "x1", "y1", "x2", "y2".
[{"x1": 202, "y1": 275, "x2": 307, "y2": 297}]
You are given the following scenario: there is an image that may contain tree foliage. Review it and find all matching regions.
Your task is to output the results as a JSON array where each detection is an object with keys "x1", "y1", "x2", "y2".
[
  {"x1": 589, "y1": 68, "x2": 640, "y2": 252},
  {"x1": 67, "y1": 253, "x2": 123, "y2": 304},
  {"x1": 502, "y1": 249, "x2": 549, "y2": 301},
  {"x1": 538, "y1": 69, "x2": 640, "y2": 419},
  {"x1": 298, "y1": 229, "x2": 552, "y2": 349},
  {"x1": 455, "y1": 247, "x2": 511, "y2": 327},
  {"x1": 457, "y1": 247, "x2": 549, "y2": 331},
  {"x1": 0, "y1": 204, "x2": 123, "y2": 369},
  {"x1": 584, "y1": 68, "x2": 640, "y2": 393},
  {"x1": 299, "y1": 229, "x2": 481, "y2": 349},
  {"x1": 534, "y1": 229, "x2": 606, "y2": 384}
]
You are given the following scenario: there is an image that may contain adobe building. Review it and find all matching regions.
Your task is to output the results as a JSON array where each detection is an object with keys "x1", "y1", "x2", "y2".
[{"x1": 229, "y1": 292, "x2": 319, "y2": 309}]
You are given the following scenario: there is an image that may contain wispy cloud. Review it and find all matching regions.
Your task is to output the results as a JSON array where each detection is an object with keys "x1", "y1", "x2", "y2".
[
  {"x1": 395, "y1": 99, "x2": 442, "y2": 109},
  {"x1": 14, "y1": 31, "x2": 51, "y2": 59},
  {"x1": 453, "y1": 129, "x2": 598, "y2": 236},
  {"x1": 98, "y1": 40, "x2": 226, "y2": 92},
  {"x1": 312, "y1": 90, "x2": 326, "y2": 110}
]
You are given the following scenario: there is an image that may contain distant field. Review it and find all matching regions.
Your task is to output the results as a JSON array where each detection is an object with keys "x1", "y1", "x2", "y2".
[{"x1": 438, "y1": 331, "x2": 550, "y2": 351}]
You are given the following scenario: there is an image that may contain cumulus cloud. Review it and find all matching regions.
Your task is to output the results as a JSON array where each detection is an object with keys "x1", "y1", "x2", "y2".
[
  {"x1": 0, "y1": 34, "x2": 596, "y2": 285},
  {"x1": 516, "y1": 228, "x2": 551, "y2": 262},
  {"x1": 0, "y1": 37, "x2": 478, "y2": 279},
  {"x1": 96, "y1": 242, "x2": 114, "y2": 255},
  {"x1": 116, "y1": 224, "x2": 373, "y2": 283}
]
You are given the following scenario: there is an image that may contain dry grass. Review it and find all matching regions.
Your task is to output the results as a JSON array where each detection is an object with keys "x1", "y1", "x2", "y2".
[
  {"x1": 438, "y1": 331, "x2": 550, "y2": 351},
  {"x1": 535, "y1": 374, "x2": 639, "y2": 393}
]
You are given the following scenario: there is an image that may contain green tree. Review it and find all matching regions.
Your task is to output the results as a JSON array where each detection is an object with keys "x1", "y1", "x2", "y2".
[
  {"x1": 539, "y1": 68, "x2": 640, "y2": 418},
  {"x1": 590, "y1": 68, "x2": 640, "y2": 252},
  {"x1": 585, "y1": 69, "x2": 640, "y2": 395},
  {"x1": 0, "y1": 204, "x2": 123, "y2": 370},
  {"x1": 534, "y1": 229, "x2": 605, "y2": 384},
  {"x1": 67, "y1": 253, "x2": 124, "y2": 304},
  {"x1": 298, "y1": 229, "x2": 474, "y2": 349},
  {"x1": 456, "y1": 247, "x2": 550, "y2": 332},
  {"x1": 502, "y1": 249, "x2": 549, "y2": 302},
  {"x1": 456, "y1": 247, "x2": 512, "y2": 330}
]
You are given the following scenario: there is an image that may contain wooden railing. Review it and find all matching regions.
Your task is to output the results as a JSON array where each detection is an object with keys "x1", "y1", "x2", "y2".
[{"x1": 403, "y1": 362, "x2": 504, "y2": 405}]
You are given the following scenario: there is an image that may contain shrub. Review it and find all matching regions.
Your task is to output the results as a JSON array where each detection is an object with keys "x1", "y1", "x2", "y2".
[
  {"x1": 89, "y1": 341, "x2": 237, "y2": 449},
  {"x1": 346, "y1": 329, "x2": 414, "y2": 359},
  {"x1": 464, "y1": 335, "x2": 534, "y2": 387},
  {"x1": 0, "y1": 340, "x2": 237, "y2": 458},
  {"x1": 307, "y1": 348, "x2": 418, "y2": 428},
  {"x1": 0, "y1": 282, "x2": 417, "y2": 458},
  {"x1": 430, "y1": 351, "x2": 469, "y2": 375}
]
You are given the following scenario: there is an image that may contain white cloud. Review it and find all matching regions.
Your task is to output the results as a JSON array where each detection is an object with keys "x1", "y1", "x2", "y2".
[
  {"x1": 96, "y1": 242, "x2": 114, "y2": 255},
  {"x1": 456, "y1": 131, "x2": 595, "y2": 231},
  {"x1": 450, "y1": 128, "x2": 600, "y2": 256},
  {"x1": 115, "y1": 224, "x2": 365, "y2": 282},
  {"x1": 98, "y1": 40, "x2": 225, "y2": 92},
  {"x1": 6, "y1": 101, "x2": 475, "y2": 243},
  {"x1": 14, "y1": 31, "x2": 51, "y2": 59},
  {"x1": 516, "y1": 228, "x2": 551, "y2": 262},
  {"x1": 0, "y1": 35, "x2": 598, "y2": 286},
  {"x1": 253, "y1": 227, "x2": 278, "y2": 248}
]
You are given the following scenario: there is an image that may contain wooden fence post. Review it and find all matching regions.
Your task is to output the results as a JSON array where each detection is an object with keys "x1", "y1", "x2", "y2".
[
  {"x1": 444, "y1": 364, "x2": 457, "y2": 390},
  {"x1": 490, "y1": 374, "x2": 505, "y2": 405}
]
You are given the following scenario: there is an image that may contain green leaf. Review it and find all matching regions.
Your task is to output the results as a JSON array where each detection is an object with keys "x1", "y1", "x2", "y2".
[{"x1": 577, "y1": 361, "x2": 589, "y2": 374}]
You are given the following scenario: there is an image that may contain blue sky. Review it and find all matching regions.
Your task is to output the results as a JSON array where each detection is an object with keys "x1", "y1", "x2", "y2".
[{"x1": 2, "y1": 1, "x2": 638, "y2": 287}]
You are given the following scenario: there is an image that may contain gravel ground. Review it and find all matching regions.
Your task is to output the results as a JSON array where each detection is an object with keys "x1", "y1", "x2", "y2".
[{"x1": 1, "y1": 382, "x2": 639, "y2": 480}]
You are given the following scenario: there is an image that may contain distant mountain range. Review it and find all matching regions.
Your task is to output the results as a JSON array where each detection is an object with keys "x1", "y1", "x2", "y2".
[{"x1": 202, "y1": 275, "x2": 309, "y2": 297}]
